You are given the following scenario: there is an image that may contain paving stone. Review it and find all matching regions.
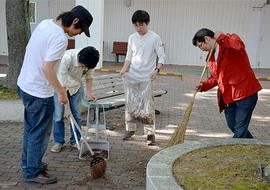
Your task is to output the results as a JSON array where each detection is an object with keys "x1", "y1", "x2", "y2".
[{"x1": 1, "y1": 63, "x2": 269, "y2": 189}]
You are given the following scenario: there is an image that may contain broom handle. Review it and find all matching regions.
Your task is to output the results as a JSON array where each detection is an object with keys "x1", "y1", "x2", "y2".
[
  {"x1": 67, "y1": 106, "x2": 96, "y2": 156},
  {"x1": 192, "y1": 40, "x2": 217, "y2": 101},
  {"x1": 70, "y1": 117, "x2": 81, "y2": 150},
  {"x1": 67, "y1": 100, "x2": 81, "y2": 150}
]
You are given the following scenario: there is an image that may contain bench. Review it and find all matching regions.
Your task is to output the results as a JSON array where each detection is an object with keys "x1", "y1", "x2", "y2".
[
  {"x1": 81, "y1": 73, "x2": 167, "y2": 130},
  {"x1": 111, "y1": 42, "x2": 128, "y2": 64}
]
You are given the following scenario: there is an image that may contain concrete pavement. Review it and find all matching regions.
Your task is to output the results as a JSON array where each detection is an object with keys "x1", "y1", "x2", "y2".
[{"x1": 0, "y1": 62, "x2": 270, "y2": 189}]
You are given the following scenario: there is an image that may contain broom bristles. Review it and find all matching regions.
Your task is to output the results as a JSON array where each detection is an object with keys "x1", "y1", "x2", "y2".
[
  {"x1": 164, "y1": 100, "x2": 194, "y2": 149},
  {"x1": 91, "y1": 160, "x2": 107, "y2": 178},
  {"x1": 164, "y1": 41, "x2": 216, "y2": 149}
]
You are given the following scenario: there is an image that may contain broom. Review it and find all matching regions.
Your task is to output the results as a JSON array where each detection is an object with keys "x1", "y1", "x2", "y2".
[
  {"x1": 67, "y1": 105, "x2": 107, "y2": 178},
  {"x1": 164, "y1": 40, "x2": 217, "y2": 148}
]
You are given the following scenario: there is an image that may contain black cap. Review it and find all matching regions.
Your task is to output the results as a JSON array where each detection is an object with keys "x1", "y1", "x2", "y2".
[{"x1": 71, "y1": 5, "x2": 93, "y2": 37}]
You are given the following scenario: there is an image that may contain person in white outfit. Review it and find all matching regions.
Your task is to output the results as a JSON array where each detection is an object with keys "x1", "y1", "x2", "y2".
[{"x1": 119, "y1": 10, "x2": 166, "y2": 145}]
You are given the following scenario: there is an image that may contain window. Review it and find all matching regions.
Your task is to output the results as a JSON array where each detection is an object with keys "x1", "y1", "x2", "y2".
[{"x1": 29, "y1": 2, "x2": 36, "y2": 24}]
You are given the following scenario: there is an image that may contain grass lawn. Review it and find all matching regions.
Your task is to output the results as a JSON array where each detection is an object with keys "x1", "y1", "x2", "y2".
[
  {"x1": 0, "y1": 87, "x2": 20, "y2": 100},
  {"x1": 173, "y1": 144, "x2": 270, "y2": 190}
]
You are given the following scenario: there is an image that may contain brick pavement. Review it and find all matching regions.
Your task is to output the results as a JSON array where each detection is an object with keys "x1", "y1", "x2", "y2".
[{"x1": 0, "y1": 62, "x2": 270, "y2": 189}]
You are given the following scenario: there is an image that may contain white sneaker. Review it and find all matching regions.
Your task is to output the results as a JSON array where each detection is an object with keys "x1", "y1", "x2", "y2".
[
  {"x1": 71, "y1": 144, "x2": 79, "y2": 149},
  {"x1": 51, "y1": 144, "x2": 63, "y2": 153}
]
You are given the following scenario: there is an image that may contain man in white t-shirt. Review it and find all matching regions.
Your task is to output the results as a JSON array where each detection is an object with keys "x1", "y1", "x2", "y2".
[
  {"x1": 119, "y1": 10, "x2": 166, "y2": 145},
  {"x1": 17, "y1": 5, "x2": 93, "y2": 184},
  {"x1": 51, "y1": 46, "x2": 99, "y2": 153}
]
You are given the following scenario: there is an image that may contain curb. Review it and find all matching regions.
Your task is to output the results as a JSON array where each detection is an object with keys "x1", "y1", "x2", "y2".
[
  {"x1": 95, "y1": 69, "x2": 183, "y2": 77},
  {"x1": 0, "y1": 100, "x2": 24, "y2": 122},
  {"x1": 95, "y1": 69, "x2": 270, "y2": 80}
]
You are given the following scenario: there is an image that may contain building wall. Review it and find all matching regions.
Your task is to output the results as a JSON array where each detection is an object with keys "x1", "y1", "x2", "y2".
[
  {"x1": 31, "y1": 0, "x2": 75, "y2": 37},
  {"x1": 0, "y1": 0, "x2": 267, "y2": 67},
  {"x1": 49, "y1": 0, "x2": 75, "y2": 21},
  {"x1": 29, "y1": 0, "x2": 49, "y2": 33},
  {"x1": 257, "y1": 5, "x2": 270, "y2": 68},
  {"x1": 103, "y1": 0, "x2": 266, "y2": 66},
  {"x1": 49, "y1": 0, "x2": 75, "y2": 39}
]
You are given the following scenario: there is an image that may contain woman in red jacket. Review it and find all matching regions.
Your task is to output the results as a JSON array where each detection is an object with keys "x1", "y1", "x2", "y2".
[{"x1": 192, "y1": 28, "x2": 262, "y2": 138}]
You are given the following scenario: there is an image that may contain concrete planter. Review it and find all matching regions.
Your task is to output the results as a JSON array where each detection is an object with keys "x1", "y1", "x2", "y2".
[{"x1": 146, "y1": 138, "x2": 270, "y2": 190}]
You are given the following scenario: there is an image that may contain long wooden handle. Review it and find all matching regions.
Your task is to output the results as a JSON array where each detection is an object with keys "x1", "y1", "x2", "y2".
[{"x1": 192, "y1": 40, "x2": 217, "y2": 101}]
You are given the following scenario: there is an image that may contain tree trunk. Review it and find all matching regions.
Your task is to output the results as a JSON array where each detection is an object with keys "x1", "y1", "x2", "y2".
[{"x1": 4, "y1": 0, "x2": 31, "y2": 90}]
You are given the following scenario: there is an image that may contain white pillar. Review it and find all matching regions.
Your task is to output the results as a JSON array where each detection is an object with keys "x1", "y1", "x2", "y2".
[
  {"x1": 75, "y1": 0, "x2": 104, "y2": 69},
  {"x1": 247, "y1": 7, "x2": 263, "y2": 68}
]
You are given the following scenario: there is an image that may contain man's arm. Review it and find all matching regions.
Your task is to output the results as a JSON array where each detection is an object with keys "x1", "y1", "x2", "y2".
[
  {"x1": 119, "y1": 36, "x2": 132, "y2": 77},
  {"x1": 155, "y1": 37, "x2": 166, "y2": 65},
  {"x1": 150, "y1": 62, "x2": 163, "y2": 80},
  {"x1": 150, "y1": 37, "x2": 166, "y2": 80},
  {"x1": 42, "y1": 60, "x2": 68, "y2": 105},
  {"x1": 195, "y1": 76, "x2": 217, "y2": 93},
  {"x1": 201, "y1": 76, "x2": 218, "y2": 92},
  {"x1": 86, "y1": 78, "x2": 97, "y2": 102},
  {"x1": 119, "y1": 60, "x2": 131, "y2": 77},
  {"x1": 215, "y1": 31, "x2": 245, "y2": 52}
]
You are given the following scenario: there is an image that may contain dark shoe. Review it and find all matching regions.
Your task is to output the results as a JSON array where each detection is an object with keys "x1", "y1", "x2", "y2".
[
  {"x1": 21, "y1": 162, "x2": 48, "y2": 172},
  {"x1": 81, "y1": 119, "x2": 87, "y2": 125},
  {"x1": 42, "y1": 162, "x2": 48, "y2": 171},
  {"x1": 106, "y1": 123, "x2": 116, "y2": 131},
  {"x1": 147, "y1": 135, "x2": 155, "y2": 145},
  {"x1": 26, "y1": 171, "x2": 57, "y2": 184},
  {"x1": 155, "y1": 109, "x2": 161, "y2": 115},
  {"x1": 123, "y1": 131, "x2": 135, "y2": 140}
]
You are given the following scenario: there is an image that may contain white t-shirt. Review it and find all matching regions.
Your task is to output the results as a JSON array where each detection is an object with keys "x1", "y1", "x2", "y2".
[
  {"x1": 125, "y1": 30, "x2": 166, "y2": 80},
  {"x1": 17, "y1": 19, "x2": 68, "y2": 98},
  {"x1": 57, "y1": 49, "x2": 95, "y2": 96}
]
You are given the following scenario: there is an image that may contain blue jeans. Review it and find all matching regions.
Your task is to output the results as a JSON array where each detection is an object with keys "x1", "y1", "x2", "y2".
[
  {"x1": 224, "y1": 92, "x2": 258, "y2": 138},
  {"x1": 18, "y1": 86, "x2": 54, "y2": 179},
  {"x1": 53, "y1": 88, "x2": 82, "y2": 145}
]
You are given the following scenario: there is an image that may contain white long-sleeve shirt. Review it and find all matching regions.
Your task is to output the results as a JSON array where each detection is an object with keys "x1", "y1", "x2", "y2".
[
  {"x1": 126, "y1": 30, "x2": 166, "y2": 80},
  {"x1": 57, "y1": 49, "x2": 94, "y2": 96}
]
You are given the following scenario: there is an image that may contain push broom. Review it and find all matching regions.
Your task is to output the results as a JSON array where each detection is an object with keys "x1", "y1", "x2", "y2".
[
  {"x1": 164, "y1": 40, "x2": 217, "y2": 148},
  {"x1": 67, "y1": 105, "x2": 106, "y2": 178}
]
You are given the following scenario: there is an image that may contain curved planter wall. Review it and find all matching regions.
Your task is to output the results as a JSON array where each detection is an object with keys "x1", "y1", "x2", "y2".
[{"x1": 146, "y1": 138, "x2": 270, "y2": 190}]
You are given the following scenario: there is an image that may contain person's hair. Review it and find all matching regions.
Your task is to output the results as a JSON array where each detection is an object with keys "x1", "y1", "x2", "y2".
[
  {"x1": 56, "y1": 11, "x2": 83, "y2": 29},
  {"x1": 192, "y1": 28, "x2": 215, "y2": 46},
  {"x1": 78, "y1": 46, "x2": 99, "y2": 69},
  {"x1": 132, "y1": 10, "x2": 150, "y2": 24}
]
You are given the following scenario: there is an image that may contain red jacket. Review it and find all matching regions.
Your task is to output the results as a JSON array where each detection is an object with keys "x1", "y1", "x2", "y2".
[{"x1": 201, "y1": 33, "x2": 262, "y2": 113}]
